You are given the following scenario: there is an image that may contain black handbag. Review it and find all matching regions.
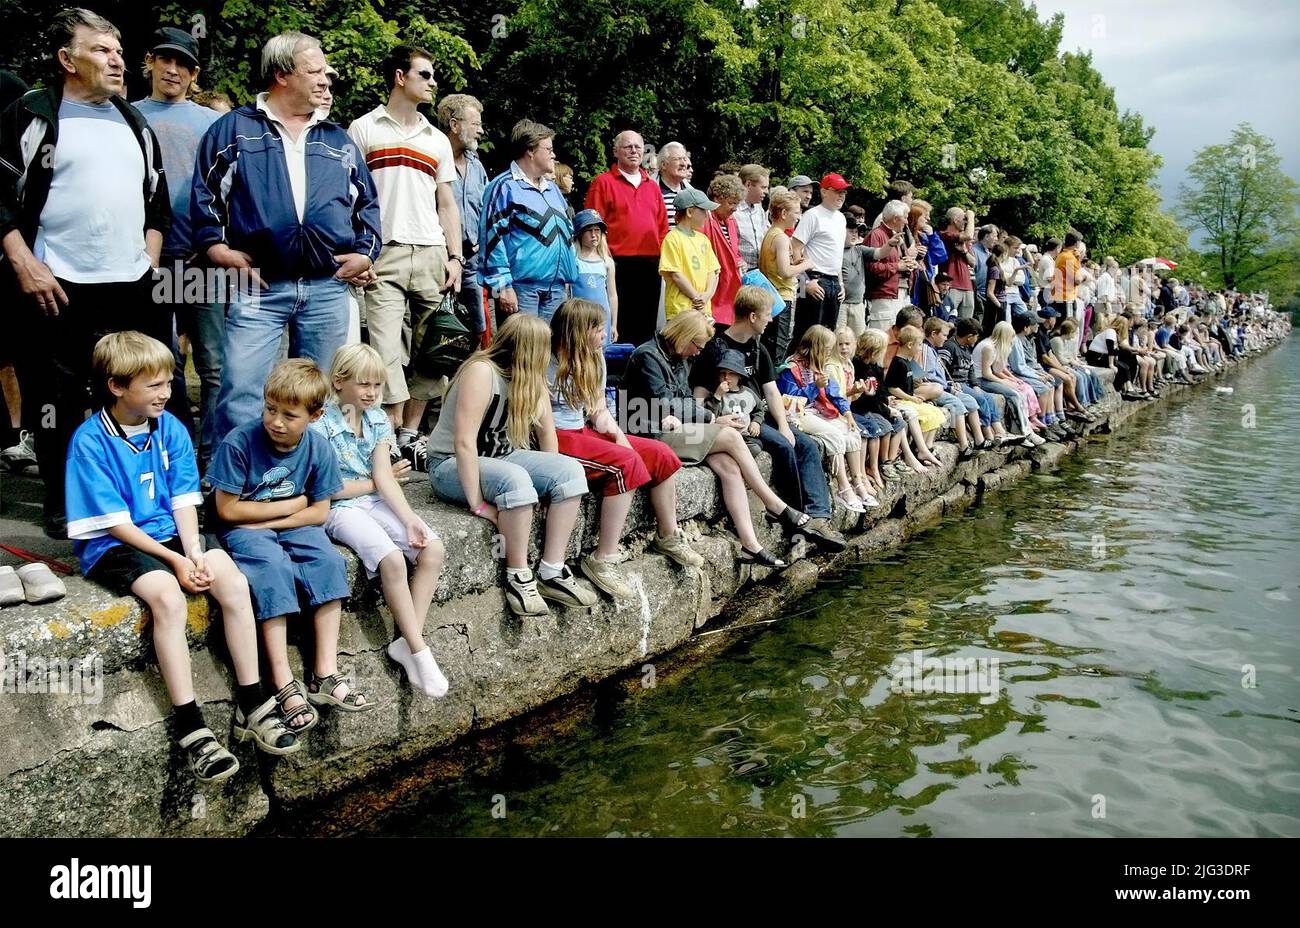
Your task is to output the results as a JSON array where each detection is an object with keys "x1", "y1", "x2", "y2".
[{"x1": 411, "y1": 292, "x2": 474, "y2": 380}]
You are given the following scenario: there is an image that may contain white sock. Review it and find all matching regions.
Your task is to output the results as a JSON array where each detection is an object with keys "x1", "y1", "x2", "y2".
[
  {"x1": 411, "y1": 647, "x2": 449, "y2": 698},
  {"x1": 506, "y1": 566, "x2": 531, "y2": 582},
  {"x1": 387, "y1": 637, "x2": 419, "y2": 689},
  {"x1": 538, "y1": 559, "x2": 564, "y2": 581}
]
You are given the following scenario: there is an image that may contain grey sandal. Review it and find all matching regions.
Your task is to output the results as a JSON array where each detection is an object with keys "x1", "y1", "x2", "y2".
[
  {"x1": 274, "y1": 680, "x2": 319, "y2": 734},
  {"x1": 178, "y1": 727, "x2": 240, "y2": 783},
  {"x1": 233, "y1": 695, "x2": 301, "y2": 755},
  {"x1": 307, "y1": 671, "x2": 373, "y2": 713}
]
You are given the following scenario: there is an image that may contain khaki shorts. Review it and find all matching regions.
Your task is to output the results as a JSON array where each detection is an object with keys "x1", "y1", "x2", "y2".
[{"x1": 363, "y1": 243, "x2": 449, "y2": 405}]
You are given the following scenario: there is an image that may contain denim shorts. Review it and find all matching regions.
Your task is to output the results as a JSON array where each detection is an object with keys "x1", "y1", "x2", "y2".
[
  {"x1": 428, "y1": 448, "x2": 588, "y2": 511},
  {"x1": 851, "y1": 411, "x2": 900, "y2": 438},
  {"x1": 219, "y1": 525, "x2": 350, "y2": 622}
]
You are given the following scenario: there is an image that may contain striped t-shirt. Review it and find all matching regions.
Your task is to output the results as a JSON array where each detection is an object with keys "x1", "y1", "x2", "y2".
[
  {"x1": 347, "y1": 104, "x2": 455, "y2": 246},
  {"x1": 428, "y1": 363, "x2": 514, "y2": 459}
]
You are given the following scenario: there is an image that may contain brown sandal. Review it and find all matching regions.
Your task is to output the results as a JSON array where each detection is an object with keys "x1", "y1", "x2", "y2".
[{"x1": 306, "y1": 671, "x2": 374, "y2": 713}]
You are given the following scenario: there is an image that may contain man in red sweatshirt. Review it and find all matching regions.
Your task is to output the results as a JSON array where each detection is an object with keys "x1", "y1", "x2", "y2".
[{"x1": 584, "y1": 129, "x2": 669, "y2": 346}]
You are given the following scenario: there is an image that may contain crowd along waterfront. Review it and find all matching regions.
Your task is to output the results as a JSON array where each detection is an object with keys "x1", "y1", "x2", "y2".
[{"x1": 276, "y1": 339, "x2": 1300, "y2": 838}]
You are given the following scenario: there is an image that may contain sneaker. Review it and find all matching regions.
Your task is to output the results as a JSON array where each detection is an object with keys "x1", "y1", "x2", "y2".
[
  {"x1": 504, "y1": 568, "x2": 550, "y2": 616},
  {"x1": 580, "y1": 553, "x2": 635, "y2": 600},
  {"x1": 1029, "y1": 432, "x2": 1047, "y2": 446},
  {"x1": 652, "y1": 530, "x2": 705, "y2": 568},
  {"x1": 0, "y1": 429, "x2": 36, "y2": 472},
  {"x1": 800, "y1": 518, "x2": 847, "y2": 553},
  {"x1": 538, "y1": 565, "x2": 598, "y2": 608},
  {"x1": 400, "y1": 435, "x2": 429, "y2": 473}
]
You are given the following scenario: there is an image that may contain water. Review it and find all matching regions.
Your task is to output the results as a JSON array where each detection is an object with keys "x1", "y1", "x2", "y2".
[{"x1": 298, "y1": 342, "x2": 1300, "y2": 837}]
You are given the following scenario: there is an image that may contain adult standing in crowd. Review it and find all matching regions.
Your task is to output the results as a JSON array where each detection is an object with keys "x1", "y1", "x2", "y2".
[
  {"x1": 657, "y1": 141, "x2": 692, "y2": 226},
  {"x1": 584, "y1": 129, "x2": 669, "y2": 346},
  {"x1": 970, "y1": 224, "x2": 998, "y2": 321},
  {"x1": 1050, "y1": 231, "x2": 1090, "y2": 322},
  {"x1": 734, "y1": 163, "x2": 770, "y2": 271},
  {"x1": 864, "y1": 200, "x2": 913, "y2": 331},
  {"x1": 193, "y1": 30, "x2": 380, "y2": 449},
  {"x1": 438, "y1": 93, "x2": 487, "y2": 343},
  {"x1": 349, "y1": 45, "x2": 462, "y2": 450},
  {"x1": 939, "y1": 207, "x2": 976, "y2": 321},
  {"x1": 1, "y1": 8, "x2": 172, "y2": 536},
  {"x1": 479, "y1": 118, "x2": 576, "y2": 324},
  {"x1": 790, "y1": 173, "x2": 849, "y2": 351},
  {"x1": 133, "y1": 26, "x2": 215, "y2": 445},
  {"x1": 788, "y1": 175, "x2": 815, "y2": 209},
  {"x1": 703, "y1": 173, "x2": 745, "y2": 335}
]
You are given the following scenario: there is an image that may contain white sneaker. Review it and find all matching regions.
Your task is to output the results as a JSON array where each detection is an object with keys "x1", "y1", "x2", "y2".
[
  {"x1": 836, "y1": 488, "x2": 866, "y2": 513},
  {"x1": 1, "y1": 429, "x2": 37, "y2": 472}
]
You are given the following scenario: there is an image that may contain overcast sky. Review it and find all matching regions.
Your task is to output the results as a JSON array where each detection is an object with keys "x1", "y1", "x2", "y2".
[{"x1": 1033, "y1": 0, "x2": 1300, "y2": 211}]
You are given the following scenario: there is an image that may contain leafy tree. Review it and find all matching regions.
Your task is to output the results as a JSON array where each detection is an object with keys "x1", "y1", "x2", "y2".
[{"x1": 1177, "y1": 123, "x2": 1300, "y2": 290}]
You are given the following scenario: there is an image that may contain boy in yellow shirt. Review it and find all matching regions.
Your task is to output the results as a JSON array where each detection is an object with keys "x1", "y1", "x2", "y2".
[{"x1": 660, "y1": 188, "x2": 721, "y2": 320}]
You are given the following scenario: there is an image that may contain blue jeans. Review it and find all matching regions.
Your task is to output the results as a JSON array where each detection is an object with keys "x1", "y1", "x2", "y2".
[
  {"x1": 977, "y1": 377, "x2": 1028, "y2": 432},
  {"x1": 757, "y1": 421, "x2": 832, "y2": 519},
  {"x1": 429, "y1": 448, "x2": 588, "y2": 511},
  {"x1": 959, "y1": 384, "x2": 1001, "y2": 425},
  {"x1": 191, "y1": 298, "x2": 225, "y2": 470},
  {"x1": 514, "y1": 284, "x2": 570, "y2": 324},
  {"x1": 214, "y1": 276, "x2": 349, "y2": 449},
  {"x1": 219, "y1": 525, "x2": 350, "y2": 622}
]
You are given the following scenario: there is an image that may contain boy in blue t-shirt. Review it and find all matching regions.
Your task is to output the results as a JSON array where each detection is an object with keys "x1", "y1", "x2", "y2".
[
  {"x1": 207, "y1": 359, "x2": 366, "y2": 735},
  {"x1": 67, "y1": 332, "x2": 298, "y2": 783}
]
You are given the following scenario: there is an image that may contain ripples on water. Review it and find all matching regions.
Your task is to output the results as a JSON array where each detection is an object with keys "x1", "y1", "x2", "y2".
[{"x1": 308, "y1": 344, "x2": 1300, "y2": 837}]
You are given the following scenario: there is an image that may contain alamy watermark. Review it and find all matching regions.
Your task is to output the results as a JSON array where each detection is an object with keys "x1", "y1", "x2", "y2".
[
  {"x1": 151, "y1": 260, "x2": 261, "y2": 307},
  {"x1": 1, "y1": 648, "x2": 104, "y2": 704},
  {"x1": 889, "y1": 649, "x2": 1000, "y2": 705}
]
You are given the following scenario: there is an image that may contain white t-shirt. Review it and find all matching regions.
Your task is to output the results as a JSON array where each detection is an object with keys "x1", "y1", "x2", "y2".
[
  {"x1": 1088, "y1": 328, "x2": 1116, "y2": 354},
  {"x1": 619, "y1": 167, "x2": 643, "y2": 188},
  {"x1": 793, "y1": 204, "x2": 847, "y2": 276},
  {"x1": 256, "y1": 93, "x2": 325, "y2": 224},
  {"x1": 1035, "y1": 254, "x2": 1056, "y2": 290},
  {"x1": 348, "y1": 104, "x2": 455, "y2": 246},
  {"x1": 971, "y1": 338, "x2": 1003, "y2": 377},
  {"x1": 1096, "y1": 271, "x2": 1115, "y2": 301},
  {"x1": 34, "y1": 99, "x2": 150, "y2": 284}
]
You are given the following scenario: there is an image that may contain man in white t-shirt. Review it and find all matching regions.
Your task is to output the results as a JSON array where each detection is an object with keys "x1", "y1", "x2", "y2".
[
  {"x1": 0, "y1": 8, "x2": 171, "y2": 535},
  {"x1": 789, "y1": 173, "x2": 849, "y2": 351},
  {"x1": 349, "y1": 44, "x2": 463, "y2": 443}
]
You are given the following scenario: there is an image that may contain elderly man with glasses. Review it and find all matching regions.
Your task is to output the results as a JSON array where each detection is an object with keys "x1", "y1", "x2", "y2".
[{"x1": 584, "y1": 129, "x2": 669, "y2": 346}]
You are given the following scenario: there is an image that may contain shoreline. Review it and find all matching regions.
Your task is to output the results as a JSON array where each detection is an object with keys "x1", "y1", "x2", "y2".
[{"x1": 0, "y1": 334, "x2": 1287, "y2": 837}]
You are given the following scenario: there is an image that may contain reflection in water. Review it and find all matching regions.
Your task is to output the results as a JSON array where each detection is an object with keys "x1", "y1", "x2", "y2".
[{"x1": 284, "y1": 344, "x2": 1300, "y2": 837}]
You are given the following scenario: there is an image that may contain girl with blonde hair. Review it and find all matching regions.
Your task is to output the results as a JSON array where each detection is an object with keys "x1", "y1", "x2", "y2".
[
  {"x1": 778, "y1": 325, "x2": 877, "y2": 512},
  {"x1": 426, "y1": 314, "x2": 597, "y2": 617},
  {"x1": 313, "y1": 343, "x2": 448, "y2": 696},
  {"x1": 884, "y1": 326, "x2": 948, "y2": 463},
  {"x1": 548, "y1": 299, "x2": 702, "y2": 600}
]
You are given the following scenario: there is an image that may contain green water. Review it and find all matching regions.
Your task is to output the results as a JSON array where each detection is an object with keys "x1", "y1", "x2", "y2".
[{"x1": 307, "y1": 342, "x2": 1300, "y2": 837}]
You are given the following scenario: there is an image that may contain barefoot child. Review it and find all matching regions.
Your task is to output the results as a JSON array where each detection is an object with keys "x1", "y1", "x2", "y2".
[
  {"x1": 209, "y1": 359, "x2": 368, "y2": 736},
  {"x1": 67, "y1": 332, "x2": 297, "y2": 781},
  {"x1": 313, "y1": 344, "x2": 449, "y2": 697},
  {"x1": 829, "y1": 324, "x2": 887, "y2": 500}
]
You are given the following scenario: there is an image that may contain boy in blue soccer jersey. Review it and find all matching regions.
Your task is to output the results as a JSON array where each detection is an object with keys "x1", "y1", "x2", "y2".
[
  {"x1": 208, "y1": 359, "x2": 370, "y2": 736},
  {"x1": 67, "y1": 332, "x2": 299, "y2": 783}
]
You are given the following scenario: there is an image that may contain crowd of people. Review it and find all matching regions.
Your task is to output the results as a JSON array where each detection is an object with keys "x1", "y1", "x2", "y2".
[{"x1": 0, "y1": 11, "x2": 1288, "y2": 784}]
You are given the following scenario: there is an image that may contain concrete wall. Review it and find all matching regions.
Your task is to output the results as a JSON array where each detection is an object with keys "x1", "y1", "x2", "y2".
[{"x1": 0, "y1": 345, "x2": 1278, "y2": 836}]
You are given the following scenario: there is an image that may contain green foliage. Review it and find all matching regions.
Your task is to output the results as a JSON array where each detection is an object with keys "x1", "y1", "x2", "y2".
[
  {"x1": 1177, "y1": 123, "x2": 1300, "y2": 292},
  {"x1": 0, "y1": 0, "x2": 1210, "y2": 266}
]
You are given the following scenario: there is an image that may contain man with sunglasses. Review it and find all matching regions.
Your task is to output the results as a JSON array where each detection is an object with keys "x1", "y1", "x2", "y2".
[{"x1": 348, "y1": 44, "x2": 463, "y2": 449}]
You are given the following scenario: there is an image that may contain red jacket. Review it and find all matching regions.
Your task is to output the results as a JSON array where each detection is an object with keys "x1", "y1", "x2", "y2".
[
  {"x1": 584, "y1": 167, "x2": 669, "y2": 258},
  {"x1": 866, "y1": 223, "x2": 902, "y2": 301},
  {"x1": 704, "y1": 211, "x2": 743, "y2": 326}
]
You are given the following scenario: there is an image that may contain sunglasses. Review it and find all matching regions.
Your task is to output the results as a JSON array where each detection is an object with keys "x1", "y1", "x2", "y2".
[{"x1": 408, "y1": 68, "x2": 435, "y2": 82}]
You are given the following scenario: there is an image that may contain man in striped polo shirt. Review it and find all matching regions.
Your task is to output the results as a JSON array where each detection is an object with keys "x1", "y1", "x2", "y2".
[{"x1": 348, "y1": 45, "x2": 463, "y2": 448}]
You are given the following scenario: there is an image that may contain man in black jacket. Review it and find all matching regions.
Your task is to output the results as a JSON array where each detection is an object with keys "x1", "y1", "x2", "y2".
[{"x1": 1, "y1": 8, "x2": 171, "y2": 535}]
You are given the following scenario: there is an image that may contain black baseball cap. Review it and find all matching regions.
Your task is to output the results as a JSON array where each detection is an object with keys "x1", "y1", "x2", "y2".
[{"x1": 150, "y1": 27, "x2": 200, "y2": 68}]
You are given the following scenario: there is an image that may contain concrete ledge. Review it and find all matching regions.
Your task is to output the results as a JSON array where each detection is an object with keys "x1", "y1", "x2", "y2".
[{"x1": 0, "y1": 340, "x2": 1283, "y2": 836}]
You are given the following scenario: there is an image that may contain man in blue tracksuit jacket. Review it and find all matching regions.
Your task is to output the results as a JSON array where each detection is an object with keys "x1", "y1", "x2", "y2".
[
  {"x1": 191, "y1": 31, "x2": 380, "y2": 447},
  {"x1": 478, "y1": 118, "x2": 577, "y2": 325}
]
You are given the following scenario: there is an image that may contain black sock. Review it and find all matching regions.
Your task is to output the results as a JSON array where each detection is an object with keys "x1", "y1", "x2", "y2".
[
  {"x1": 172, "y1": 701, "x2": 207, "y2": 740},
  {"x1": 235, "y1": 683, "x2": 263, "y2": 718}
]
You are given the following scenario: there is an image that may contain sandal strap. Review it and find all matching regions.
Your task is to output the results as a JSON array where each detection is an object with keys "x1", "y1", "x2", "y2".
[{"x1": 313, "y1": 671, "x2": 367, "y2": 707}]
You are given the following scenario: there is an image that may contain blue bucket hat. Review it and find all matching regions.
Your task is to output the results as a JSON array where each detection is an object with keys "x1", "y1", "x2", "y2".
[{"x1": 573, "y1": 209, "x2": 607, "y2": 237}]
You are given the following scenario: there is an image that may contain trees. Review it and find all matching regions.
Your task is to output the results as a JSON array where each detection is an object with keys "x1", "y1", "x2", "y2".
[
  {"x1": 0, "y1": 0, "x2": 1190, "y2": 263},
  {"x1": 1177, "y1": 123, "x2": 1300, "y2": 291}
]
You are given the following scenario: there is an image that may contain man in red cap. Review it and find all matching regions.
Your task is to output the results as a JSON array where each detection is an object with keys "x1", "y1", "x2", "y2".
[{"x1": 789, "y1": 173, "x2": 849, "y2": 352}]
